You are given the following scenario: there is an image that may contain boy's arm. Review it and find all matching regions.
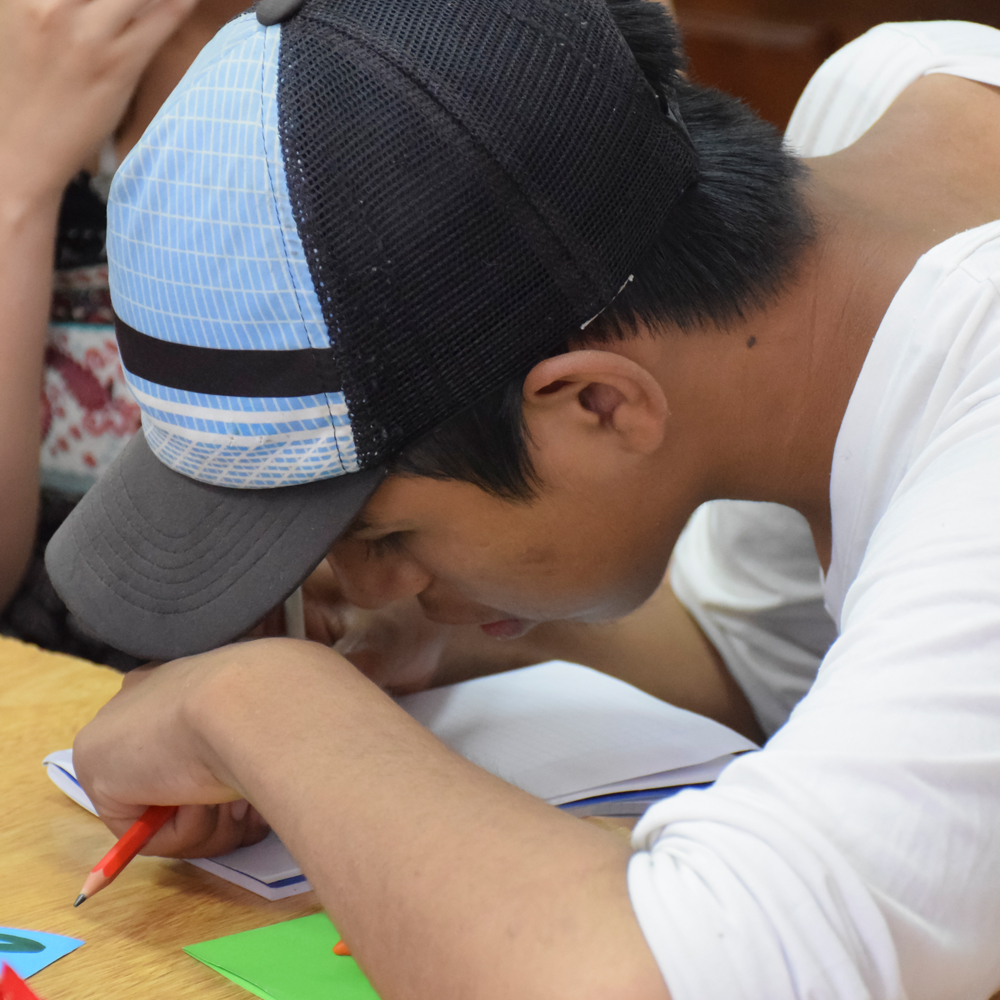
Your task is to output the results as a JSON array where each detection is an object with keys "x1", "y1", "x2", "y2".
[
  {"x1": 0, "y1": 0, "x2": 197, "y2": 606},
  {"x1": 74, "y1": 639, "x2": 672, "y2": 1000},
  {"x1": 297, "y1": 560, "x2": 762, "y2": 741},
  {"x1": 437, "y1": 568, "x2": 763, "y2": 741}
]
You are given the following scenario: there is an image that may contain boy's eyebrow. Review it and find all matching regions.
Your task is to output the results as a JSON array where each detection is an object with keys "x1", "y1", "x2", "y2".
[
  {"x1": 344, "y1": 513, "x2": 374, "y2": 537},
  {"x1": 344, "y1": 513, "x2": 407, "y2": 538}
]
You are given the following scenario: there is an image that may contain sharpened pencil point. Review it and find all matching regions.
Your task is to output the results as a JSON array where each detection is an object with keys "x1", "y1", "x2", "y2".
[{"x1": 73, "y1": 894, "x2": 87, "y2": 907}]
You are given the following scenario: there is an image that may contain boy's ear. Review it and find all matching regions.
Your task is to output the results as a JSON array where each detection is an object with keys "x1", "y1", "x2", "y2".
[{"x1": 522, "y1": 350, "x2": 669, "y2": 456}]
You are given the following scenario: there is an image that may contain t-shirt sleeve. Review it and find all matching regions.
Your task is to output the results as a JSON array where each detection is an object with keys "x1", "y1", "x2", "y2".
[
  {"x1": 631, "y1": 413, "x2": 1000, "y2": 1000},
  {"x1": 670, "y1": 501, "x2": 836, "y2": 736},
  {"x1": 786, "y1": 21, "x2": 1000, "y2": 158}
]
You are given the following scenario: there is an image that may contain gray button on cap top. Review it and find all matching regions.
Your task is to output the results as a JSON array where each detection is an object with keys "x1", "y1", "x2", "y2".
[{"x1": 256, "y1": 0, "x2": 305, "y2": 26}]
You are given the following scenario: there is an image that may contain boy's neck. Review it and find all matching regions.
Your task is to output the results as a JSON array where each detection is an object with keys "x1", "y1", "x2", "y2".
[
  {"x1": 627, "y1": 75, "x2": 1000, "y2": 569},
  {"x1": 619, "y1": 171, "x2": 915, "y2": 571}
]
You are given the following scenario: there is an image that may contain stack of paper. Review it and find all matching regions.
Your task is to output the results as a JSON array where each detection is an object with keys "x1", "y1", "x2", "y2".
[
  {"x1": 45, "y1": 661, "x2": 756, "y2": 899},
  {"x1": 400, "y1": 660, "x2": 755, "y2": 814}
]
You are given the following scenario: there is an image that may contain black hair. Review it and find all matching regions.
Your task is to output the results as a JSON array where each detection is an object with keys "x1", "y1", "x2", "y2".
[{"x1": 390, "y1": 0, "x2": 815, "y2": 499}]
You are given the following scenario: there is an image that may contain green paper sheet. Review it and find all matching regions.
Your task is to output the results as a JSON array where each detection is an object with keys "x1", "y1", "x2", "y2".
[{"x1": 185, "y1": 913, "x2": 380, "y2": 1000}]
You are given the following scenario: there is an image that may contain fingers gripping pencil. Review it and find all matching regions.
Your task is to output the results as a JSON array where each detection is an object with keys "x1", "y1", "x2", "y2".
[{"x1": 73, "y1": 805, "x2": 178, "y2": 906}]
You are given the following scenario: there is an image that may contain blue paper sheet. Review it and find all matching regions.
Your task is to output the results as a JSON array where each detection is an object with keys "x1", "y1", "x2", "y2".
[{"x1": 0, "y1": 927, "x2": 83, "y2": 979}]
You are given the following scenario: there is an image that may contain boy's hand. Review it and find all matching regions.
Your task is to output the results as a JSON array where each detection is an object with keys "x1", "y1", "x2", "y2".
[
  {"x1": 73, "y1": 648, "x2": 272, "y2": 859},
  {"x1": 252, "y1": 558, "x2": 546, "y2": 693},
  {"x1": 0, "y1": 0, "x2": 199, "y2": 204},
  {"x1": 304, "y1": 559, "x2": 458, "y2": 692},
  {"x1": 251, "y1": 561, "x2": 477, "y2": 693}
]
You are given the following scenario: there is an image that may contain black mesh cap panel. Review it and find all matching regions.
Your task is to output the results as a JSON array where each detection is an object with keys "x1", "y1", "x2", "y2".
[{"x1": 277, "y1": 0, "x2": 697, "y2": 467}]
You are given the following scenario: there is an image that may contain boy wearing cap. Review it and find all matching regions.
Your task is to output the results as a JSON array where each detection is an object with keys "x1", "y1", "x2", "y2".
[{"x1": 51, "y1": 0, "x2": 1000, "y2": 996}]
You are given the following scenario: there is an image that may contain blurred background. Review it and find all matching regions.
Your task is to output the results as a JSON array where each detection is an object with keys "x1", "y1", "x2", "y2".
[{"x1": 670, "y1": 0, "x2": 1000, "y2": 128}]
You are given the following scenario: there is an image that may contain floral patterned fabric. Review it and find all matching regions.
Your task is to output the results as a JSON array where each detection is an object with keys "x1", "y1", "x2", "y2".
[
  {"x1": 42, "y1": 171, "x2": 140, "y2": 495},
  {"x1": 41, "y1": 321, "x2": 140, "y2": 495}
]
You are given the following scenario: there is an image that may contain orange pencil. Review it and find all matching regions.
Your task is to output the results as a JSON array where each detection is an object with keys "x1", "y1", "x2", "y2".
[
  {"x1": 73, "y1": 804, "x2": 178, "y2": 906},
  {"x1": 332, "y1": 941, "x2": 352, "y2": 956}
]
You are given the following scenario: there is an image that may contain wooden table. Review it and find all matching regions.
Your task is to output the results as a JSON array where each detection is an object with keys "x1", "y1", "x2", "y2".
[{"x1": 1, "y1": 636, "x2": 322, "y2": 1000}]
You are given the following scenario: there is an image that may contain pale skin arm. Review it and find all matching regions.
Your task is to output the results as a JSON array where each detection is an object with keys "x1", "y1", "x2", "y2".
[
  {"x1": 0, "y1": 0, "x2": 198, "y2": 607},
  {"x1": 75, "y1": 639, "x2": 672, "y2": 1000}
]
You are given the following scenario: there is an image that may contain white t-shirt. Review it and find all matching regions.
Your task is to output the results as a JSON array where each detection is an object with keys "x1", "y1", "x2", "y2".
[{"x1": 630, "y1": 21, "x2": 1000, "y2": 1000}]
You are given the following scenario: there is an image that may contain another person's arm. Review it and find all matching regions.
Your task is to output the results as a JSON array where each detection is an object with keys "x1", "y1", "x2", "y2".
[{"x1": 0, "y1": 0, "x2": 197, "y2": 606}]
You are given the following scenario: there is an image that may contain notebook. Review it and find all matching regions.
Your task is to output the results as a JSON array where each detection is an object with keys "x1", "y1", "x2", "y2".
[
  {"x1": 45, "y1": 660, "x2": 756, "y2": 899},
  {"x1": 399, "y1": 661, "x2": 755, "y2": 811}
]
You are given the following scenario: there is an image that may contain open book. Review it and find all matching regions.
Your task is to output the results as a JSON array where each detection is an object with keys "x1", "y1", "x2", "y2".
[{"x1": 45, "y1": 661, "x2": 756, "y2": 900}]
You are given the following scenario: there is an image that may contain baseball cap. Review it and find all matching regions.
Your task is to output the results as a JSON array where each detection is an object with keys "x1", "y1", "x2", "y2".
[{"x1": 46, "y1": 0, "x2": 698, "y2": 660}]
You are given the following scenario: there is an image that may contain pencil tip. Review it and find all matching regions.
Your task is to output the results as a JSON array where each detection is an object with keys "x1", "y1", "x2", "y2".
[{"x1": 73, "y1": 894, "x2": 86, "y2": 908}]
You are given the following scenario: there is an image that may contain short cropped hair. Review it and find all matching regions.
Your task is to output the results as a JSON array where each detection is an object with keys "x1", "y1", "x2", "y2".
[{"x1": 391, "y1": 0, "x2": 815, "y2": 499}]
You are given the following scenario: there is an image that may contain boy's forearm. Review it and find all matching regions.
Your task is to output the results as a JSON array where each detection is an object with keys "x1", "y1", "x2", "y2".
[
  {"x1": 194, "y1": 642, "x2": 672, "y2": 1000},
  {"x1": 435, "y1": 571, "x2": 762, "y2": 741}
]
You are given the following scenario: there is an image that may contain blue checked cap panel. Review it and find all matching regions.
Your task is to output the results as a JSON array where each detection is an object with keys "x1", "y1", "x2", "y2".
[{"x1": 107, "y1": 13, "x2": 358, "y2": 488}]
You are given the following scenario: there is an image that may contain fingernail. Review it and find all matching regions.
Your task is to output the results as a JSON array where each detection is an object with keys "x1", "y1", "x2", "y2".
[{"x1": 231, "y1": 799, "x2": 249, "y2": 821}]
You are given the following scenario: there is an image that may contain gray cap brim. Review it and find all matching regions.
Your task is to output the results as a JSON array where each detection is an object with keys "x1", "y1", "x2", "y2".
[{"x1": 45, "y1": 432, "x2": 385, "y2": 661}]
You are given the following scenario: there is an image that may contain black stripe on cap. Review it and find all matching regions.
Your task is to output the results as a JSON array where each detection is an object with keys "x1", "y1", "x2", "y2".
[{"x1": 114, "y1": 315, "x2": 342, "y2": 397}]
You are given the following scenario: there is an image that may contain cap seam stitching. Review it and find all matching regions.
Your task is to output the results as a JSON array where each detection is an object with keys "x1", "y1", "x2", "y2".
[
  {"x1": 304, "y1": 15, "x2": 596, "y2": 303},
  {"x1": 263, "y1": 24, "x2": 348, "y2": 475}
]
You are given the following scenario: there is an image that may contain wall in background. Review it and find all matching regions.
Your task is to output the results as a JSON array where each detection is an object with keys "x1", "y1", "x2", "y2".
[{"x1": 671, "y1": 0, "x2": 1000, "y2": 128}]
